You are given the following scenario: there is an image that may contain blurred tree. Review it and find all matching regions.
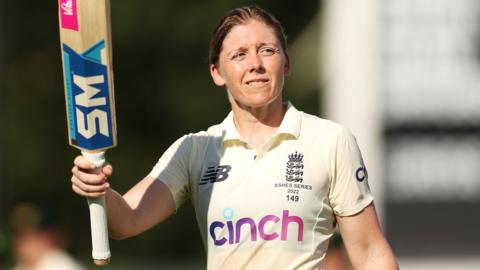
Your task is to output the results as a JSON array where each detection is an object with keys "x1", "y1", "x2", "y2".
[{"x1": 0, "y1": 0, "x2": 6, "y2": 267}]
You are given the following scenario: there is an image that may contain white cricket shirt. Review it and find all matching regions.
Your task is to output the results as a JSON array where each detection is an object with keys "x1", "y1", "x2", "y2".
[{"x1": 148, "y1": 102, "x2": 374, "y2": 269}]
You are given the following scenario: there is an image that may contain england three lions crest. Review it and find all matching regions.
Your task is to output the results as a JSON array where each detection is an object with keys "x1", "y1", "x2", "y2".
[{"x1": 286, "y1": 151, "x2": 304, "y2": 182}]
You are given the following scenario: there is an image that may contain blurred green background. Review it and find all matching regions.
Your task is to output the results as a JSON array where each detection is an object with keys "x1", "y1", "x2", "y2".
[{"x1": 0, "y1": 0, "x2": 321, "y2": 268}]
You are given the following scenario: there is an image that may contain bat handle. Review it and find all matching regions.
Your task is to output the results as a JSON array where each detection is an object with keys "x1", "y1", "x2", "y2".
[{"x1": 82, "y1": 151, "x2": 111, "y2": 265}]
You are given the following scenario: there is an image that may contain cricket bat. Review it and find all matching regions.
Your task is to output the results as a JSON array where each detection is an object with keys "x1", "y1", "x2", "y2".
[{"x1": 57, "y1": 0, "x2": 116, "y2": 265}]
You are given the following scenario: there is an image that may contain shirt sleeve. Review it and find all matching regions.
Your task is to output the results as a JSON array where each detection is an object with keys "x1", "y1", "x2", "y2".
[
  {"x1": 147, "y1": 135, "x2": 192, "y2": 210},
  {"x1": 328, "y1": 127, "x2": 374, "y2": 216}
]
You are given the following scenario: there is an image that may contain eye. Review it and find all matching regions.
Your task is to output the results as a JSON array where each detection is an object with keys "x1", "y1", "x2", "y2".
[
  {"x1": 231, "y1": 51, "x2": 247, "y2": 61},
  {"x1": 259, "y1": 46, "x2": 278, "y2": 56}
]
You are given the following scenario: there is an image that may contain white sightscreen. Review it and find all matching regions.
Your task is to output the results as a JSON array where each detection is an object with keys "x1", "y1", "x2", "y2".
[
  {"x1": 383, "y1": 0, "x2": 480, "y2": 125},
  {"x1": 383, "y1": 0, "x2": 480, "y2": 202}
]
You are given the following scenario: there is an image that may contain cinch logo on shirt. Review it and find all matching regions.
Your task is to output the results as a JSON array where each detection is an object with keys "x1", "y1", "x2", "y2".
[
  {"x1": 356, "y1": 166, "x2": 367, "y2": 182},
  {"x1": 209, "y1": 209, "x2": 304, "y2": 246},
  {"x1": 199, "y1": 165, "x2": 232, "y2": 185}
]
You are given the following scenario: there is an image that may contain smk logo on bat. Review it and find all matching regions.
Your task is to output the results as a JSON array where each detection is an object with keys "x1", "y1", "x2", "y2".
[{"x1": 62, "y1": 40, "x2": 114, "y2": 150}]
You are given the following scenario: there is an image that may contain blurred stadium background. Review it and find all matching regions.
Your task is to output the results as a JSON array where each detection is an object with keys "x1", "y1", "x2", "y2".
[{"x1": 1, "y1": 0, "x2": 479, "y2": 269}]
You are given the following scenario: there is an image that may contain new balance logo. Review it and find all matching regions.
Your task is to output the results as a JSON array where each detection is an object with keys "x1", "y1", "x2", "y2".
[{"x1": 199, "y1": 165, "x2": 232, "y2": 185}]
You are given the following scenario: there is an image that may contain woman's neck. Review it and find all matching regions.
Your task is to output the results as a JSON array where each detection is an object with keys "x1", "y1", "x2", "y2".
[{"x1": 231, "y1": 99, "x2": 286, "y2": 150}]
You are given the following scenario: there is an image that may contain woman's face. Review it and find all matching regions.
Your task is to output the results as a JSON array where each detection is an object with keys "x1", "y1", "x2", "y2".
[{"x1": 210, "y1": 19, "x2": 290, "y2": 109}]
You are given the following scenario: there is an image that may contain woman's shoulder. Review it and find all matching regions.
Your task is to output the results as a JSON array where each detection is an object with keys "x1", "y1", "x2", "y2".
[
  {"x1": 301, "y1": 111, "x2": 347, "y2": 137},
  {"x1": 178, "y1": 122, "x2": 225, "y2": 145}
]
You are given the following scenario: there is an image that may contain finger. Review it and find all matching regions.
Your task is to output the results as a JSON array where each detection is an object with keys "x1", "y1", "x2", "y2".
[
  {"x1": 72, "y1": 166, "x2": 108, "y2": 185},
  {"x1": 71, "y1": 175, "x2": 109, "y2": 193},
  {"x1": 74, "y1": 155, "x2": 96, "y2": 170},
  {"x1": 72, "y1": 183, "x2": 106, "y2": 198}
]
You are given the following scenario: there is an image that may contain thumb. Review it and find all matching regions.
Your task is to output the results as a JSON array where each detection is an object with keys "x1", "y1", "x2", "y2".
[{"x1": 102, "y1": 164, "x2": 113, "y2": 177}]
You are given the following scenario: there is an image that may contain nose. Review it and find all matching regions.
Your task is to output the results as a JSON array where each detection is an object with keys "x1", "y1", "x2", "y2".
[{"x1": 247, "y1": 52, "x2": 264, "y2": 72}]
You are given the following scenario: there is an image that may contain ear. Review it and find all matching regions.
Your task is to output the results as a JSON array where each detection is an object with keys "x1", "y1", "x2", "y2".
[
  {"x1": 210, "y1": 63, "x2": 226, "y2": 86},
  {"x1": 283, "y1": 53, "x2": 291, "y2": 76}
]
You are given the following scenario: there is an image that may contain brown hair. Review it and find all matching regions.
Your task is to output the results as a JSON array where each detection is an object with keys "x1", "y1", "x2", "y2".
[{"x1": 208, "y1": 5, "x2": 287, "y2": 66}]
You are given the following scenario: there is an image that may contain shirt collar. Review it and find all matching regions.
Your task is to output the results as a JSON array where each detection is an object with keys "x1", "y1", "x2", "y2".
[
  {"x1": 277, "y1": 101, "x2": 302, "y2": 139},
  {"x1": 222, "y1": 101, "x2": 302, "y2": 146},
  {"x1": 223, "y1": 111, "x2": 242, "y2": 142}
]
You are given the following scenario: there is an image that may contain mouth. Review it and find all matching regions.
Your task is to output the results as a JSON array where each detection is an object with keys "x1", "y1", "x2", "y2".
[{"x1": 245, "y1": 78, "x2": 269, "y2": 86}]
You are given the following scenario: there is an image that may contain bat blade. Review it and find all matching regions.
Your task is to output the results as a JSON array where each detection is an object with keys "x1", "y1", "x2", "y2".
[
  {"x1": 59, "y1": 0, "x2": 116, "y2": 152},
  {"x1": 58, "y1": 0, "x2": 116, "y2": 265}
]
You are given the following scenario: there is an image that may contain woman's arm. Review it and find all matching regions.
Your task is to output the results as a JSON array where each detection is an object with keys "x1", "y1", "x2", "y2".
[
  {"x1": 336, "y1": 203, "x2": 398, "y2": 270},
  {"x1": 71, "y1": 155, "x2": 176, "y2": 240}
]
